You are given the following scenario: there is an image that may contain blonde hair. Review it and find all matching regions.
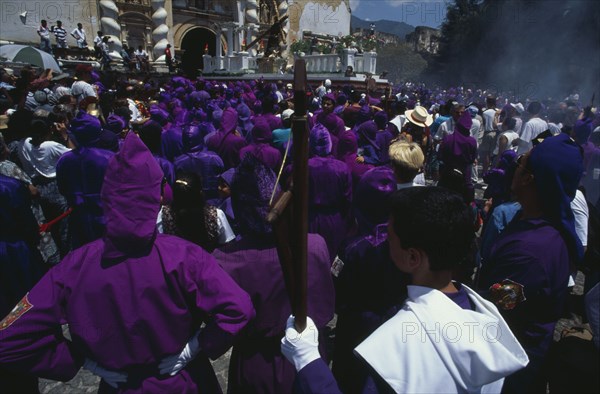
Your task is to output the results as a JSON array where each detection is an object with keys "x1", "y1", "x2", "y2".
[{"x1": 389, "y1": 140, "x2": 424, "y2": 182}]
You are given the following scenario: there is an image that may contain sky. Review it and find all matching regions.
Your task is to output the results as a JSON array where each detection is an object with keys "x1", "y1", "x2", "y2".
[{"x1": 349, "y1": 0, "x2": 449, "y2": 28}]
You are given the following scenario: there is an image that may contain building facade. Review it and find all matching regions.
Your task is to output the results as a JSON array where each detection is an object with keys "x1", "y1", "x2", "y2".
[{"x1": 0, "y1": 0, "x2": 350, "y2": 72}]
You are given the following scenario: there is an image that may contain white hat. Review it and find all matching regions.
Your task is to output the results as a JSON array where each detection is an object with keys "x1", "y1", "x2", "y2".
[
  {"x1": 510, "y1": 102, "x2": 524, "y2": 114},
  {"x1": 404, "y1": 106, "x2": 433, "y2": 127},
  {"x1": 324, "y1": 79, "x2": 331, "y2": 87},
  {"x1": 281, "y1": 109, "x2": 294, "y2": 120}
]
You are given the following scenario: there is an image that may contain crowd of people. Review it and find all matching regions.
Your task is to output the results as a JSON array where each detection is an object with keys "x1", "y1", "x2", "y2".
[
  {"x1": 0, "y1": 63, "x2": 598, "y2": 393},
  {"x1": 35, "y1": 20, "x2": 173, "y2": 73}
]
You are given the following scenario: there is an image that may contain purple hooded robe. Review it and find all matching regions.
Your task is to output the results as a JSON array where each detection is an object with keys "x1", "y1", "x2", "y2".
[
  {"x1": 56, "y1": 112, "x2": 114, "y2": 248},
  {"x1": 0, "y1": 133, "x2": 255, "y2": 393},
  {"x1": 238, "y1": 120, "x2": 282, "y2": 171},
  {"x1": 212, "y1": 157, "x2": 335, "y2": 393},
  {"x1": 206, "y1": 107, "x2": 247, "y2": 169}
]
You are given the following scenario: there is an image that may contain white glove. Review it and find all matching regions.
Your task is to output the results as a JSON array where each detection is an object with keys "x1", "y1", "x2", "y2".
[
  {"x1": 280, "y1": 315, "x2": 321, "y2": 371},
  {"x1": 158, "y1": 330, "x2": 202, "y2": 376},
  {"x1": 83, "y1": 358, "x2": 127, "y2": 388}
]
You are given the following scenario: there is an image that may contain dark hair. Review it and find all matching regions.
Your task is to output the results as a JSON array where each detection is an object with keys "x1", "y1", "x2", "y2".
[
  {"x1": 390, "y1": 187, "x2": 473, "y2": 271},
  {"x1": 172, "y1": 172, "x2": 218, "y2": 251},
  {"x1": 438, "y1": 167, "x2": 474, "y2": 203},
  {"x1": 503, "y1": 117, "x2": 517, "y2": 130},
  {"x1": 527, "y1": 101, "x2": 542, "y2": 115},
  {"x1": 30, "y1": 118, "x2": 51, "y2": 146},
  {"x1": 137, "y1": 121, "x2": 162, "y2": 154}
]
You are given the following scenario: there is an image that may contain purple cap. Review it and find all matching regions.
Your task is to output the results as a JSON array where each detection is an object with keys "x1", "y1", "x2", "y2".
[
  {"x1": 250, "y1": 119, "x2": 272, "y2": 143},
  {"x1": 105, "y1": 114, "x2": 126, "y2": 134},
  {"x1": 69, "y1": 110, "x2": 102, "y2": 146},
  {"x1": 149, "y1": 106, "x2": 169, "y2": 126}
]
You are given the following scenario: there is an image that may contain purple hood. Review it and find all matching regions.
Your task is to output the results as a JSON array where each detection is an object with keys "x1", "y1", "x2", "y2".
[{"x1": 101, "y1": 132, "x2": 163, "y2": 259}]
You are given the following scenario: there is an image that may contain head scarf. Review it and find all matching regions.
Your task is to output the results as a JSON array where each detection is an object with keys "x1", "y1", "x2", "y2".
[
  {"x1": 529, "y1": 133, "x2": 584, "y2": 262},
  {"x1": 353, "y1": 167, "x2": 396, "y2": 231},
  {"x1": 309, "y1": 123, "x2": 332, "y2": 157},
  {"x1": 250, "y1": 119, "x2": 272, "y2": 143},
  {"x1": 231, "y1": 156, "x2": 279, "y2": 236}
]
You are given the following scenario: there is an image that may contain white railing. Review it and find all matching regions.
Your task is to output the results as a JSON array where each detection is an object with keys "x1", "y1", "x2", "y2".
[
  {"x1": 201, "y1": 51, "x2": 376, "y2": 75},
  {"x1": 302, "y1": 54, "x2": 339, "y2": 73}
]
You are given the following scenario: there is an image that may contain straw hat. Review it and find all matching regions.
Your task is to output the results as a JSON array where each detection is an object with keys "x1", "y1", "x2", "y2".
[
  {"x1": 0, "y1": 114, "x2": 8, "y2": 130},
  {"x1": 405, "y1": 106, "x2": 433, "y2": 127}
]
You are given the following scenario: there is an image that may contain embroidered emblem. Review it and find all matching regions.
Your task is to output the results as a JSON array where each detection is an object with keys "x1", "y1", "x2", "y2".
[
  {"x1": 0, "y1": 293, "x2": 33, "y2": 330},
  {"x1": 489, "y1": 279, "x2": 526, "y2": 310},
  {"x1": 330, "y1": 256, "x2": 345, "y2": 277}
]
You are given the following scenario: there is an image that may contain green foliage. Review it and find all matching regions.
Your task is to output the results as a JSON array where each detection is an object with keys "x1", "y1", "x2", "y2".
[{"x1": 290, "y1": 39, "x2": 311, "y2": 54}]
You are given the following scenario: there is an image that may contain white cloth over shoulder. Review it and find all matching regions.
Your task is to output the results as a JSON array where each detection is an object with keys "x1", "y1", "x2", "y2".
[
  {"x1": 216, "y1": 208, "x2": 235, "y2": 244},
  {"x1": 354, "y1": 285, "x2": 529, "y2": 394}
]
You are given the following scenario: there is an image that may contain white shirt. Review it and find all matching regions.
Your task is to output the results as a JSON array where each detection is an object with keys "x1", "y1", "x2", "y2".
[
  {"x1": 494, "y1": 130, "x2": 519, "y2": 155},
  {"x1": 18, "y1": 138, "x2": 71, "y2": 179},
  {"x1": 134, "y1": 50, "x2": 148, "y2": 59},
  {"x1": 71, "y1": 80, "x2": 97, "y2": 103},
  {"x1": 37, "y1": 26, "x2": 50, "y2": 39},
  {"x1": 470, "y1": 118, "x2": 481, "y2": 146},
  {"x1": 71, "y1": 28, "x2": 86, "y2": 42},
  {"x1": 571, "y1": 189, "x2": 588, "y2": 247},
  {"x1": 93, "y1": 35, "x2": 103, "y2": 47},
  {"x1": 482, "y1": 108, "x2": 497, "y2": 132},
  {"x1": 435, "y1": 118, "x2": 454, "y2": 141},
  {"x1": 518, "y1": 117, "x2": 548, "y2": 155}
]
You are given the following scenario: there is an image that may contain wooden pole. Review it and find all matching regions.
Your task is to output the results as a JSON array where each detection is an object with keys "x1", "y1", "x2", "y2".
[{"x1": 291, "y1": 59, "x2": 309, "y2": 332}]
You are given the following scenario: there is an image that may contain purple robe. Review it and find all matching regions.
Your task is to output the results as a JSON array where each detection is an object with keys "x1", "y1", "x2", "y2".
[
  {"x1": 336, "y1": 131, "x2": 374, "y2": 186},
  {"x1": 316, "y1": 112, "x2": 345, "y2": 157},
  {"x1": 0, "y1": 175, "x2": 42, "y2": 316},
  {"x1": 478, "y1": 217, "x2": 570, "y2": 392},
  {"x1": 160, "y1": 126, "x2": 184, "y2": 162},
  {"x1": 308, "y1": 156, "x2": 353, "y2": 260},
  {"x1": 253, "y1": 113, "x2": 282, "y2": 132},
  {"x1": 0, "y1": 133, "x2": 255, "y2": 393},
  {"x1": 206, "y1": 107, "x2": 248, "y2": 169},
  {"x1": 375, "y1": 129, "x2": 394, "y2": 165},
  {"x1": 56, "y1": 146, "x2": 114, "y2": 248},
  {"x1": 333, "y1": 231, "x2": 409, "y2": 392},
  {"x1": 238, "y1": 122, "x2": 282, "y2": 171},
  {"x1": 212, "y1": 234, "x2": 335, "y2": 394},
  {"x1": 439, "y1": 130, "x2": 477, "y2": 189},
  {"x1": 239, "y1": 143, "x2": 282, "y2": 171},
  {"x1": 154, "y1": 155, "x2": 175, "y2": 186}
]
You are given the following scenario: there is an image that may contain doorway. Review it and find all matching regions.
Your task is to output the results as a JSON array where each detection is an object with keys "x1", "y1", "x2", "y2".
[{"x1": 180, "y1": 27, "x2": 217, "y2": 76}]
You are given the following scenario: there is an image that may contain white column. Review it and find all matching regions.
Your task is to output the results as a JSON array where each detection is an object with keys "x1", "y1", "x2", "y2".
[
  {"x1": 99, "y1": 0, "x2": 123, "y2": 60},
  {"x1": 245, "y1": 0, "x2": 259, "y2": 56},
  {"x1": 151, "y1": 0, "x2": 169, "y2": 62},
  {"x1": 225, "y1": 24, "x2": 234, "y2": 57},
  {"x1": 215, "y1": 25, "x2": 223, "y2": 70}
]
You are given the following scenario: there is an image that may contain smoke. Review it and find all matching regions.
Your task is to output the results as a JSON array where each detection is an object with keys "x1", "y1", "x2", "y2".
[{"x1": 438, "y1": 0, "x2": 600, "y2": 103}]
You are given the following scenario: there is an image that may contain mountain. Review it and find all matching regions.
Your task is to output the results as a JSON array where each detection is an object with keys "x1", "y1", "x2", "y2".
[{"x1": 351, "y1": 15, "x2": 415, "y2": 40}]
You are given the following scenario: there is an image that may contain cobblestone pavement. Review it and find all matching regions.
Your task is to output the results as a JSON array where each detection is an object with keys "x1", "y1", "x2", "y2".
[{"x1": 39, "y1": 351, "x2": 231, "y2": 394}]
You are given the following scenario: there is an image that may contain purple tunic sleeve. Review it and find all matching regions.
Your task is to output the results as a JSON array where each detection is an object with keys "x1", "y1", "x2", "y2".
[
  {"x1": 0, "y1": 261, "x2": 82, "y2": 381},
  {"x1": 183, "y1": 248, "x2": 256, "y2": 359},
  {"x1": 295, "y1": 359, "x2": 343, "y2": 394}
]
